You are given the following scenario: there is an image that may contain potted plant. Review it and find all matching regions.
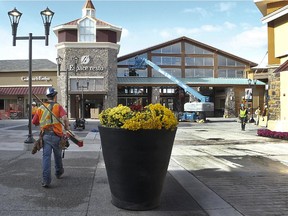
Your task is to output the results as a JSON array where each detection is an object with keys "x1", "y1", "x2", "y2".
[{"x1": 98, "y1": 103, "x2": 178, "y2": 210}]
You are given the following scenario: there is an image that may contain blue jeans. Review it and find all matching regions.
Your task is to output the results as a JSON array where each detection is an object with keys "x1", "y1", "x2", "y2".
[{"x1": 42, "y1": 131, "x2": 63, "y2": 185}]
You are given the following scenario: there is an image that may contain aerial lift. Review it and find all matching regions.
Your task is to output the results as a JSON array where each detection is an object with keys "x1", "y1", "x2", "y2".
[{"x1": 129, "y1": 57, "x2": 214, "y2": 122}]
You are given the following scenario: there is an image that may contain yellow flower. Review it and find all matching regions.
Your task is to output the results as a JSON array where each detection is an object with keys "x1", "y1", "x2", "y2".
[{"x1": 99, "y1": 103, "x2": 178, "y2": 131}]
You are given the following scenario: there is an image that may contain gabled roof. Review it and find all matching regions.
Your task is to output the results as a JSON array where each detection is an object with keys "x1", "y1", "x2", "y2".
[
  {"x1": 83, "y1": 0, "x2": 95, "y2": 9},
  {"x1": 0, "y1": 59, "x2": 56, "y2": 72},
  {"x1": 274, "y1": 60, "x2": 288, "y2": 73},
  {"x1": 61, "y1": 17, "x2": 117, "y2": 28},
  {"x1": 118, "y1": 36, "x2": 257, "y2": 67}
]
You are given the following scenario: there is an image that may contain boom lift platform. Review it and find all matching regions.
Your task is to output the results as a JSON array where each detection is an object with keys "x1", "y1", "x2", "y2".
[{"x1": 129, "y1": 57, "x2": 214, "y2": 122}]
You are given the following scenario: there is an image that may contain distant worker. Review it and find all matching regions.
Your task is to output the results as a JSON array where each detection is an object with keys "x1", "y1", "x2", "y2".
[
  {"x1": 262, "y1": 105, "x2": 268, "y2": 117},
  {"x1": 241, "y1": 96, "x2": 246, "y2": 107},
  {"x1": 32, "y1": 87, "x2": 69, "y2": 188},
  {"x1": 31, "y1": 102, "x2": 38, "y2": 119},
  {"x1": 254, "y1": 106, "x2": 261, "y2": 126},
  {"x1": 239, "y1": 104, "x2": 248, "y2": 131},
  {"x1": 261, "y1": 105, "x2": 268, "y2": 127}
]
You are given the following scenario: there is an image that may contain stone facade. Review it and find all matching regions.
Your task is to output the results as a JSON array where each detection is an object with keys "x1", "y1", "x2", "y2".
[
  {"x1": 268, "y1": 69, "x2": 280, "y2": 121},
  {"x1": 224, "y1": 88, "x2": 236, "y2": 117},
  {"x1": 151, "y1": 87, "x2": 161, "y2": 104},
  {"x1": 57, "y1": 46, "x2": 118, "y2": 118}
]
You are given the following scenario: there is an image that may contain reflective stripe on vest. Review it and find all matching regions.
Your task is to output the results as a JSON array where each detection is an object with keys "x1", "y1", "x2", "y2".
[
  {"x1": 239, "y1": 109, "x2": 247, "y2": 118},
  {"x1": 39, "y1": 103, "x2": 60, "y2": 128}
]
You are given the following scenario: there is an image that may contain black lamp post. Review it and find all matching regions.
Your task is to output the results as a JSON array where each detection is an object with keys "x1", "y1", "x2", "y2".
[
  {"x1": 56, "y1": 55, "x2": 79, "y2": 119},
  {"x1": 8, "y1": 7, "x2": 54, "y2": 144},
  {"x1": 248, "y1": 78, "x2": 257, "y2": 123},
  {"x1": 74, "y1": 56, "x2": 79, "y2": 75}
]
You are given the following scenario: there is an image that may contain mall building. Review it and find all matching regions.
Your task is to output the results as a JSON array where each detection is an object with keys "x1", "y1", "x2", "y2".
[{"x1": 0, "y1": 0, "x2": 266, "y2": 119}]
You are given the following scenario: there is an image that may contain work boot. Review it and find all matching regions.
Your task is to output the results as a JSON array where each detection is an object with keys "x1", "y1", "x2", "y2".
[
  {"x1": 56, "y1": 169, "x2": 64, "y2": 179},
  {"x1": 41, "y1": 182, "x2": 49, "y2": 188}
]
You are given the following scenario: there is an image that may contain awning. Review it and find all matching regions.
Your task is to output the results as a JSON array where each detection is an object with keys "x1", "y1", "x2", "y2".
[{"x1": 0, "y1": 86, "x2": 48, "y2": 95}]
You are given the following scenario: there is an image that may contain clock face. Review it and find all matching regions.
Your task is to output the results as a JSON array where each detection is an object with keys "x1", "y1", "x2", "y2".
[{"x1": 81, "y1": 55, "x2": 90, "y2": 65}]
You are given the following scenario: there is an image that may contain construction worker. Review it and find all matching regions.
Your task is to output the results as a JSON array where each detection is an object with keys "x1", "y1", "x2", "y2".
[
  {"x1": 32, "y1": 87, "x2": 69, "y2": 188},
  {"x1": 239, "y1": 104, "x2": 248, "y2": 131},
  {"x1": 31, "y1": 102, "x2": 38, "y2": 119}
]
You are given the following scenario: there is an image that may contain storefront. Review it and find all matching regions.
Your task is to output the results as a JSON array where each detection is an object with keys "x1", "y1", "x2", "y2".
[{"x1": 0, "y1": 59, "x2": 57, "y2": 119}]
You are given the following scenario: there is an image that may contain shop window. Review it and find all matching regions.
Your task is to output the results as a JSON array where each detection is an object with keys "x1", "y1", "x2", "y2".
[
  {"x1": 236, "y1": 70, "x2": 244, "y2": 78},
  {"x1": 218, "y1": 69, "x2": 243, "y2": 78},
  {"x1": 160, "y1": 87, "x2": 175, "y2": 94},
  {"x1": 218, "y1": 55, "x2": 245, "y2": 67},
  {"x1": 152, "y1": 68, "x2": 181, "y2": 78},
  {"x1": 185, "y1": 43, "x2": 212, "y2": 54},
  {"x1": 118, "y1": 54, "x2": 147, "y2": 66},
  {"x1": 118, "y1": 87, "x2": 147, "y2": 95},
  {"x1": 152, "y1": 43, "x2": 181, "y2": 54},
  {"x1": 185, "y1": 69, "x2": 213, "y2": 78},
  {"x1": 218, "y1": 70, "x2": 227, "y2": 78},
  {"x1": 0, "y1": 100, "x2": 4, "y2": 110},
  {"x1": 152, "y1": 56, "x2": 181, "y2": 66},
  {"x1": 70, "y1": 77, "x2": 104, "y2": 91},
  {"x1": 79, "y1": 18, "x2": 95, "y2": 42},
  {"x1": 185, "y1": 57, "x2": 213, "y2": 66}
]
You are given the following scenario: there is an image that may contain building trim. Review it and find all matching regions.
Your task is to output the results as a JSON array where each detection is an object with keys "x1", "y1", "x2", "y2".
[
  {"x1": 262, "y1": 5, "x2": 288, "y2": 23},
  {"x1": 55, "y1": 42, "x2": 120, "y2": 51}
]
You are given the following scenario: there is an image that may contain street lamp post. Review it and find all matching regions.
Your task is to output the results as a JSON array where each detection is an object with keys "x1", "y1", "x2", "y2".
[
  {"x1": 8, "y1": 7, "x2": 54, "y2": 145},
  {"x1": 56, "y1": 56, "x2": 79, "y2": 119},
  {"x1": 248, "y1": 78, "x2": 257, "y2": 123}
]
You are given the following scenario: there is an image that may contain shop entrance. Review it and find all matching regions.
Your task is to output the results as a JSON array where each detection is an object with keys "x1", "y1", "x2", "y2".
[{"x1": 70, "y1": 94, "x2": 104, "y2": 119}]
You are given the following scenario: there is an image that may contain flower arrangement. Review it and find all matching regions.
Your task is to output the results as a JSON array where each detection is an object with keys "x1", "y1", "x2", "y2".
[
  {"x1": 257, "y1": 129, "x2": 288, "y2": 140},
  {"x1": 99, "y1": 103, "x2": 178, "y2": 131}
]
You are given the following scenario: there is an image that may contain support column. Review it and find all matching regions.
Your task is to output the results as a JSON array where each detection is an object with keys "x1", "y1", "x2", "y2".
[
  {"x1": 151, "y1": 87, "x2": 160, "y2": 104},
  {"x1": 224, "y1": 88, "x2": 236, "y2": 118}
]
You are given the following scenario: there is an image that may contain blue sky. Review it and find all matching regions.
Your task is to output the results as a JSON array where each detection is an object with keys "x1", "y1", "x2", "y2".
[{"x1": 0, "y1": 0, "x2": 267, "y2": 66}]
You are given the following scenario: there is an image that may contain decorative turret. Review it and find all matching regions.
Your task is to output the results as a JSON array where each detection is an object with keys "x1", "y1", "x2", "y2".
[{"x1": 82, "y1": 0, "x2": 95, "y2": 18}]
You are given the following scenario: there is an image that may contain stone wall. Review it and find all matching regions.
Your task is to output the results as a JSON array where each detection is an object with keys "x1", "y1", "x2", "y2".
[
  {"x1": 57, "y1": 46, "x2": 118, "y2": 116},
  {"x1": 224, "y1": 88, "x2": 236, "y2": 117},
  {"x1": 268, "y1": 69, "x2": 280, "y2": 121}
]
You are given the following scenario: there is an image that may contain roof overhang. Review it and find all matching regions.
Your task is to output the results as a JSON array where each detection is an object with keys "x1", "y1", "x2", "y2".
[
  {"x1": 55, "y1": 42, "x2": 120, "y2": 53},
  {"x1": 0, "y1": 86, "x2": 51, "y2": 95},
  {"x1": 254, "y1": 0, "x2": 277, "y2": 16},
  {"x1": 262, "y1": 4, "x2": 288, "y2": 23}
]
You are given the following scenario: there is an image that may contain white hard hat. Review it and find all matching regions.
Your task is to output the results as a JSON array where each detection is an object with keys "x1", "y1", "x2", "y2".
[{"x1": 32, "y1": 102, "x2": 36, "y2": 105}]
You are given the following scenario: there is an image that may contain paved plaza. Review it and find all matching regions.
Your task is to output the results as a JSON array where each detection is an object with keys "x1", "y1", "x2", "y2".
[{"x1": 0, "y1": 118, "x2": 288, "y2": 215}]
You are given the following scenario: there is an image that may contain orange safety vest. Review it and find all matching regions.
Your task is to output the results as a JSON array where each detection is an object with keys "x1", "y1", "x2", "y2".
[
  {"x1": 32, "y1": 106, "x2": 38, "y2": 115},
  {"x1": 38, "y1": 102, "x2": 63, "y2": 136}
]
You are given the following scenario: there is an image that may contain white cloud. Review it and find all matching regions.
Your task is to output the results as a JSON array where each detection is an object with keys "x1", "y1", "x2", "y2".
[
  {"x1": 223, "y1": 21, "x2": 236, "y2": 30},
  {"x1": 215, "y1": 25, "x2": 268, "y2": 64},
  {"x1": 216, "y1": 2, "x2": 236, "y2": 12},
  {"x1": 121, "y1": 28, "x2": 130, "y2": 38},
  {"x1": 154, "y1": 24, "x2": 223, "y2": 41},
  {"x1": 230, "y1": 26, "x2": 267, "y2": 49},
  {"x1": 182, "y1": 7, "x2": 210, "y2": 17}
]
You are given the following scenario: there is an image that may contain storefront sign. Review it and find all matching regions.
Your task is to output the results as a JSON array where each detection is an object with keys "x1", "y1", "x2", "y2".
[
  {"x1": 68, "y1": 55, "x2": 105, "y2": 72},
  {"x1": 68, "y1": 65, "x2": 104, "y2": 72},
  {"x1": 21, "y1": 76, "x2": 51, "y2": 81}
]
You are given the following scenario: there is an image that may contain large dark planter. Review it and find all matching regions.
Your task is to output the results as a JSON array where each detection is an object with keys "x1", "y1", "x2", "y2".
[{"x1": 98, "y1": 126, "x2": 177, "y2": 211}]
